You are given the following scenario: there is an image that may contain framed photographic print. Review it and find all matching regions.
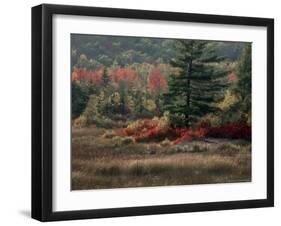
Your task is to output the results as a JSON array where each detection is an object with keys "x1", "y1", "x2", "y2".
[{"x1": 32, "y1": 4, "x2": 274, "y2": 221}]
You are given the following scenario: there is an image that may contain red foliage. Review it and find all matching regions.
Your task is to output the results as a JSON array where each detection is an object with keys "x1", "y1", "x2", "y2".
[
  {"x1": 72, "y1": 67, "x2": 139, "y2": 85},
  {"x1": 116, "y1": 119, "x2": 251, "y2": 144},
  {"x1": 133, "y1": 127, "x2": 181, "y2": 142},
  {"x1": 148, "y1": 67, "x2": 167, "y2": 95},
  {"x1": 198, "y1": 119, "x2": 211, "y2": 128},
  {"x1": 120, "y1": 119, "x2": 159, "y2": 138},
  {"x1": 171, "y1": 128, "x2": 206, "y2": 145},
  {"x1": 204, "y1": 123, "x2": 251, "y2": 140},
  {"x1": 71, "y1": 68, "x2": 103, "y2": 85},
  {"x1": 226, "y1": 63, "x2": 238, "y2": 82},
  {"x1": 172, "y1": 123, "x2": 251, "y2": 144},
  {"x1": 110, "y1": 68, "x2": 138, "y2": 82},
  {"x1": 229, "y1": 72, "x2": 238, "y2": 81},
  {"x1": 172, "y1": 134, "x2": 192, "y2": 145}
]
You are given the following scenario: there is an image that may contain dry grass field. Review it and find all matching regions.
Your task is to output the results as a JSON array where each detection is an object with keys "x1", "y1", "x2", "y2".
[{"x1": 71, "y1": 127, "x2": 251, "y2": 190}]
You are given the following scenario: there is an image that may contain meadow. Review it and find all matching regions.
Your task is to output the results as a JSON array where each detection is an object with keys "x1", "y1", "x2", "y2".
[{"x1": 71, "y1": 127, "x2": 251, "y2": 190}]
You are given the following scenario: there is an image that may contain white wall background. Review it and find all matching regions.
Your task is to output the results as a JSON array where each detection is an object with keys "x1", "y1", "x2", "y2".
[{"x1": 0, "y1": 0, "x2": 279, "y2": 225}]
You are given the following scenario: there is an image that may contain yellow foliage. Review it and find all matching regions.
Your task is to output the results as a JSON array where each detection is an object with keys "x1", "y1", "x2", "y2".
[
  {"x1": 73, "y1": 115, "x2": 87, "y2": 129},
  {"x1": 126, "y1": 96, "x2": 135, "y2": 113},
  {"x1": 84, "y1": 95, "x2": 99, "y2": 117},
  {"x1": 127, "y1": 120, "x2": 142, "y2": 129},
  {"x1": 218, "y1": 90, "x2": 238, "y2": 111},
  {"x1": 157, "y1": 111, "x2": 170, "y2": 130},
  {"x1": 79, "y1": 54, "x2": 88, "y2": 61},
  {"x1": 161, "y1": 138, "x2": 171, "y2": 146},
  {"x1": 142, "y1": 99, "x2": 156, "y2": 112},
  {"x1": 109, "y1": 92, "x2": 121, "y2": 105}
]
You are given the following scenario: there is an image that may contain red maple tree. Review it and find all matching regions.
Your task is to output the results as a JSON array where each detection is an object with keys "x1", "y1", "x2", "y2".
[
  {"x1": 110, "y1": 67, "x2": 138, "y2": 82},
  {"x1": 71, "y1": 68, "x2": 103, "y2": 85},
  {"x1": 148, "y1": 67, "x2": 167, "y2": 95}
]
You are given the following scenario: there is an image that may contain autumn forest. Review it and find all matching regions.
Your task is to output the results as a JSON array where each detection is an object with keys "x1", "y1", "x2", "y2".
[{"x1": 71, "y1": 34, "x2": 251, "y2": 190}]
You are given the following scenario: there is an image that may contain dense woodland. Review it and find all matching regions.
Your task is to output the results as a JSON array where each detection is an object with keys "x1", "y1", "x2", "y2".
[{"x1": 72, "y1": 35, "x2": 251, "y2": 134}]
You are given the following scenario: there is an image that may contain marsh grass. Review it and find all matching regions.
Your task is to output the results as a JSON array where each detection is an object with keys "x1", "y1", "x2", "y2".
[{"x1": 71, "y1": 127, "x2": 251, "y2": 190}]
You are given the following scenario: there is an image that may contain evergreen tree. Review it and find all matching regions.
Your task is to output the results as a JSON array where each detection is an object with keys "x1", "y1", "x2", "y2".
[
  {"x1": 234, "y1": 44, "x2": 251, "y2": 101},
  {"x1": 83, "y1": 95, "x2": 101, "y2": 125},
  {"x1": 119, "y1": 80, "x2": 127, "y2": 114},
  {"x1": 233, "y1": 44, "x2": 252, "y2": 123},
  {"x1": 163, "y1": 40, "x2": 228, "y2": 128},
  {"x1": 71, "y1": 83, "x2": 89, "y2": 119},
  {"x1": 102, "y1": 68, "x2": 110, "y2": 87}
]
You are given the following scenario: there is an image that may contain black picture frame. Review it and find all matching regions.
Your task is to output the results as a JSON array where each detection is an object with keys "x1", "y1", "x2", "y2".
[{"x1": 32, "y1": 3, "x2": 274, "y2": 222}]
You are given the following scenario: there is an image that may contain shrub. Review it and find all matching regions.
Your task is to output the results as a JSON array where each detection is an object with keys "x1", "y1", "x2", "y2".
[
  {"x1": 133, "y1": 127, "x2": 180, "y2": 142},
  {"x1": 216, "y1": 143, "x2": 240, "y2": 155},
  {"x1": 121, "y1": 136, "x2": 135, "y2": 145},
  {"x1": 143, "y1": 99, "x2": 157, "y2": 112},
  {"x1": 112, "y1": 136, "x2": 135, "y2": 146},
  {"x1": 97, "y1": 117, "x2": 118, "y2": 128},
  {"x1": 127, "y1": 120, "x2": 143, "y2": 130},
  {"x1": 172, "y1": 134, "x2": 192, "y2": 145},
  {"x1": 115, "y1": 118, "x2": 251, "y2": 145},
  {"x1": 196, "y1": 114, "x2": 221, "y2": 128},
  {"x1": 191, "y1": 144, "x2": 208, "y2": 153},
  {"x1": 123, "y1": 119, "x2": 159, "y2": 137},
  {"x1": 161, "y1": 138, "x2": 171, "y2": 146},
  {"x1": 218, "y1": 90, "x2": 239, "y2": 111},
  {"x1": 73, "y1": 115, "x2": 87, "y2": 129},
  {"x1": 102, "y1": 130, "x2": 116, "y2": 139},
  {"x1": 157, "y1": 111, "x2": 170, "y2": 130},
  {"x1": 205, "y1": 123, "x2": 251, "y2": 140},
  {"x1": 171, "y1": 145, "x2": 192, "y2": 153}
]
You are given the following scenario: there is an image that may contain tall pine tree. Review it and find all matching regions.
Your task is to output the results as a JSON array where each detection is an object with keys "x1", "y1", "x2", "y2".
[
  {"x1": 102, "y1": 68, "x2": 110, "y2": 87},
  {"x1": 163, "y1": 40, "x2": 228, "y2": 128},
  {"x1": 233, "y1": 44, "x2": 252, "y2": 123}
]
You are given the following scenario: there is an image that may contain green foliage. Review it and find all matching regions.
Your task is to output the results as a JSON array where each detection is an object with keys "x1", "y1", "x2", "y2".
[
  {"x1": 213, "y1": 42, "x2": 246, "y2": 60},
  {"x1": 71, "y1": 35, "x2": 250, "y2": 129},
  {"x1": 71, "y1": 34, "x2": 245, "y2": 68},
  {"x1": 196, "y1": 114, "x2": 221, "y2": 128},
  {"x1": 102, "y1": 69, "x2": 110, "y2": 87},
  {"x1": 80, "y1": 94, "x2": 126, "y2": 128},
  {"x1": 76, "y1": 54, "x2": 102, "y2": 70},
  {"x1": 125, "y1": 95, "x2": 135, "y2": 113},
  {"x1": 234, "y1": 44, "x2": 252, "y2": 102},
  {"x1": 232, "y1": 44, "x2": 252, "y2": 125},
  {"x1": 163, "y1": 40, "x2": 228, "y2": 128},
  {"x1": 72, "y1": 82, "x2": 89, "y2": 119},
  {"x1": 83, "y1": 95, "x2": 101, "y2": 125},
  {"x1": 216, "y1": 51, "x2": 252, "y2": 126}
]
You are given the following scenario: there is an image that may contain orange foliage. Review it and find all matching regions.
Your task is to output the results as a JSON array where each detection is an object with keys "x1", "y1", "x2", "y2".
[
  {"x1": 227, "y1": 63, "x2": 237, "y2": 82},
  {"x1": 116, "y1": 119, "x2": 251, "y2": 144},
  {"x1": 148, "y1": 67, "x2": 167, "y2": 94},
  {"x1": 229, "y1": 72, "x2": 238, "y2": 81},
  {"x1": 72, "y1": 68, "x2": 104, "y2": 85},
  {"x1": 110, "y1": 68, "x2": 138, "y2": 82}
]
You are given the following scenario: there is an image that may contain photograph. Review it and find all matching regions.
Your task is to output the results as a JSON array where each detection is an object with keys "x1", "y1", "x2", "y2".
[
  {"x1": 71, "y1": 34, "x2": 252, "y2": 190},
  {"x1": 30, "y1": 3, "x2": 274, "y2": 221}
]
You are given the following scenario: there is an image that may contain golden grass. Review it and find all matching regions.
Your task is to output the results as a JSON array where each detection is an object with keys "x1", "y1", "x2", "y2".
[{"x1": 71, "y1": 127, "x2": 251, "y2": 190}]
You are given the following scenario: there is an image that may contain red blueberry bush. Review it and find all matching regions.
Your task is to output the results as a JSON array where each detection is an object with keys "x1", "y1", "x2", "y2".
[{"x1": 115, "y1": 119, "x2": 251, "y2": 144}]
